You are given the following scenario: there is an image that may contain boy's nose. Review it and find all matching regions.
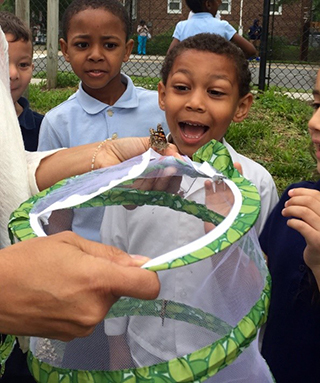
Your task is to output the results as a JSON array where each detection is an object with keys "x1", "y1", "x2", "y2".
[
  {"x1": 9, "y1": 64, "x2": 19, "y2": 81},
  {"x1": 88, "y1": 45, "x2": 104, "y2": 61},
  {"x1": 308, "y1": 108, "x2": 320, "y2": 133},
  {"x1": 185, "y1": 91, "x2": 206, "y2": 112}
]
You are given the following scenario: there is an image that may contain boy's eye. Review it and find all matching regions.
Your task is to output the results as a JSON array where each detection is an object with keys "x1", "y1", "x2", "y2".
[
  {"x1": 19, "y1": 62, "x2": 31, "y2": 69},
  {"x1": 208, "y1": 89, "x2": 224, "y2": 96},
  {"x1": 312, "y1": 102, "x2": 320, "y2": 111},
  {"x1": 173, "y1": 85, "x2": 189, "y2": 91},
  {"x1": 76, "y1": 42, "x2": 88, "y2": 49},
  {"x1": 104, "y1": 42, "x2": 117, "y2": 49}
]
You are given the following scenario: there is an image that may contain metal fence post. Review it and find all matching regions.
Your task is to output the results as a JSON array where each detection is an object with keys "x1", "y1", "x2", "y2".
[
  {"x1": 258, "y1": 0, "x2": 270, "y2": 92},
  {"x1": 46, "y1": 0, "x2": 58, "y2": 89},
  {"x1": 15, "y1": 0, "x2": 29, "y2": 27}
]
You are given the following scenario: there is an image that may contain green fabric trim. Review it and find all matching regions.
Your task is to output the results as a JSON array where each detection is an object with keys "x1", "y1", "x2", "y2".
[
  {"x1": 0, "y1": 335, "x2": 16, "y2": 377},
  {"x1": 8, "y1": 140, "x2": 261, "y2": 272},
  {"x1": 27, "y1": 274, "x2": 271, "y2": 382},
  {"x1": 106, "y1": 298, "x2": 233, "y2": 336}
]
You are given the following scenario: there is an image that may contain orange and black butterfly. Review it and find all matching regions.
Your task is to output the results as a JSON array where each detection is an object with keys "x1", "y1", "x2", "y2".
[{"x1": 149, "y1": 124, "x2": 168, "y2": 152}]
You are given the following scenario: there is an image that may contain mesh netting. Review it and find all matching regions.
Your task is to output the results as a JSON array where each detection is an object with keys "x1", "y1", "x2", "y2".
[{"x1": 9, "y1": 141, "x2": 273, "y2": 382}]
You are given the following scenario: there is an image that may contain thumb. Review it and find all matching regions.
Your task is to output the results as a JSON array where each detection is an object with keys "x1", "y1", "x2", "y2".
[{"x1": 234, "y1": 162, "x2": 243, "y2": 175}]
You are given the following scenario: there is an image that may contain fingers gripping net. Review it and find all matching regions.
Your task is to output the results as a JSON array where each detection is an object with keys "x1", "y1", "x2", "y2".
[{"x1": 9, "y1": 141, "x2": 273, "y2": 382}]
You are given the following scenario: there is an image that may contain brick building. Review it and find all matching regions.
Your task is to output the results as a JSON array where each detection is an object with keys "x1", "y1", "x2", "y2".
[{"x1": 124, "y1": 0, "x2": 313, "y2": 44}]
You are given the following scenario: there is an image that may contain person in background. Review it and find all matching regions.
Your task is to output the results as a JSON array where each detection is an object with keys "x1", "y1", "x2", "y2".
[
  {"x1": 168, "y1": 0, "x2": 256, "y2": 59},
  {"x1": 248, "y1": 18, "x2": 262, "y2": 61},
  {"x1": 259, "y1": 68, "x2": 320, "y2": 382},
  {"x1": 0, "y1": 11, "x2": 43, "y2": 151},
  {"x1": 137, "y1": 19, "x2": 149, "y2": 55}
]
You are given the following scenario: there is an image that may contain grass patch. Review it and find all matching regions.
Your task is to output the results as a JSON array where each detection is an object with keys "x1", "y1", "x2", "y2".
[
  {"x1": 29, "y1": 83, "x2": 318, "y2": 195},
  {"x1": 225, "y1": 89, "x2": 317, "y2": 193}
]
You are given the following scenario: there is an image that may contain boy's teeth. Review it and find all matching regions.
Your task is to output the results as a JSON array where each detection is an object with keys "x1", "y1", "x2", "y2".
[
  {"x1": 181, "y1": 122, "x2": 206, "y2": 138},
  {"x1": 184, "y1": 132, "x2": 202, "y2": 138}
]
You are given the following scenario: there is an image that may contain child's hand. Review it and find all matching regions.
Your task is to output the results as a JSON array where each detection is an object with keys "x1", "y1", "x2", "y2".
[
  {"x1": 204, "y1": 162, "x2": 242, "y2": 233},
  {"x1": 204, "y1": 179, "x2": 235, "y2": 233},
  {"x1": 96, "y1": 137, "x2": 181, "y2": 169},
  {"x1": 282, "y1": 188, "x2": 320, "y2": 288}
]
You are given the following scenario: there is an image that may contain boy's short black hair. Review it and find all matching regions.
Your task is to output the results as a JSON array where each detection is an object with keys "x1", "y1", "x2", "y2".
[
  {"x1": 161, "y1": 33, "x2": 251, "y2": 98},
  {"x1": 0, "y1": 11, "x2": 32, "y2": 44},
  {"x1": 61, "y1": 0, "x2": 131, "y2": 41},
  {"x1": 185, "y1": 0, "x2": 206, "y2": 13}
]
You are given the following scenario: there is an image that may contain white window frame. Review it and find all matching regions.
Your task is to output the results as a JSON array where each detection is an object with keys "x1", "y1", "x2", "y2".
[
  {"x1": 167, "y1": 0, "x2": 182, "y2": 14},
  {"x1": 270, "y1": 0, "x2": 282, "y2": 15},
  {"x1": 220, "y1": 0, "x2": 231, "y2": 15}
]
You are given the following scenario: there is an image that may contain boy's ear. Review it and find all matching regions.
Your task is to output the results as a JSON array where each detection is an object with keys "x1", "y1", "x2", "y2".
[
  {"x1": 123, "y1": 39, "x2": 134, "y2": 62},
  {"x1": 59, "y1": 38, "x2": 70, "y2": 62},
  {"x1": 158, "y1": 81, "x2": 166, "y2": 111},
  {"x1": 232, "y1": 93, "x2": 253, "y2": 123}
]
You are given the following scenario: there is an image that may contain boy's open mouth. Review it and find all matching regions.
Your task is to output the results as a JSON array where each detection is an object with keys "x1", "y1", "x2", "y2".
[{"x1": 179, "y1": 121, "x2": 209, "y2": 139}]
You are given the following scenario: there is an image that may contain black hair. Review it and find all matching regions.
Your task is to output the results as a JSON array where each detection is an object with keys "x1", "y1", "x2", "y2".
[
  {"x1": 161, "y1": 33, "x2": 251, "y2": 97},
  {"x1": 139, "y1": 19, "x2": 146, "y2": 25},
  {"x1": 61, "y1": 0, "x2": 131, "y2": 41},
  {"x1": 0, "y1": 11, "x2": 32, "y2": 44},
  {"x1": 185, "y1": 0, "x2": 204, "y2": 13}
]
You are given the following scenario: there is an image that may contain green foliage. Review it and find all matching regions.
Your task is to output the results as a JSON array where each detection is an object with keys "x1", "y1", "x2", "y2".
[
  {"x1": 34, "y1": 71, "x2": 80, "y2": 88},
  {"x1": 268, "y1": 35, "x2": 320, "y2": 62},
  {"x1": 225, "y1": 89, "x2": 317, "y2": 194},
  {"x1": 28, "y1": 83, "x2": 76, "y2": 114},
  {"x1": 0, "y1": 0, "x2": 14, "y2": 12}
]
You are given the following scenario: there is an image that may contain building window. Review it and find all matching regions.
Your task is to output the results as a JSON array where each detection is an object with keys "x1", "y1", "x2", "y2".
[
  {"x1": 220, "y1": 0, "x2": 231, "y2": 15},
  {"x1": 270, "y1": 0, "x2": 282, "y2": 15},
  {"x1": 168, "y1": 0, "x2": 182, "y2": 14},
  {"x1": 121, "y1": 0, "x2": 137, "y2": 20}
]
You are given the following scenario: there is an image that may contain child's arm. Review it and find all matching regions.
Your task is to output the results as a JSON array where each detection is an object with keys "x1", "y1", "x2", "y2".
[
  {"x1": 282, "y1": 187, "x2": 320, "y2": 290},
  {"x1": 167, "y1": 38, "x2": 180, "y2": 54},
  {"x1": 230, "y1": 33, "x2": 257, "y2": 58}
]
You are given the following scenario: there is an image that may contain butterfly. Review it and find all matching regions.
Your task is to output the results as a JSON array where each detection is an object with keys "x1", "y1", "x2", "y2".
[{"x1": 149, "y1": 124, "x2": 169, "y2": 152}]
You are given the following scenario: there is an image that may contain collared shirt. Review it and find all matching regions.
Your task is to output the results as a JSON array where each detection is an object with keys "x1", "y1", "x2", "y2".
[
  {"x1": 222, "y1": 138, "x2": 279, "y2": 235},
  {"x1": 18, "y1": 96, "x2": 43, "y2": 151},
  {"x1": 38, "y1": 73, "x2": 167, "y2": 241},
  {"x1": 101, "y1": 141, "x2": 274, "y2": 382},
  {"x1": 173, "y1": 12, "x2": 236, "y2": 42},
  {"x1": 38, "y1": 73, "x2": 168, "y2": 150}
]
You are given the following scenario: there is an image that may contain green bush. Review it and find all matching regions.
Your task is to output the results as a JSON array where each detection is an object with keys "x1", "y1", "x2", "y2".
[{"x1": 267, "y1": 35, "x2": 320, "y2": 62}]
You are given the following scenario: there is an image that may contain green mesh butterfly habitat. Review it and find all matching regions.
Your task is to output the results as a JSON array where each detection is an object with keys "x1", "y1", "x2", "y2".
[{"x1": 9, "y1": 140, "x2": 273, "y2": 382}]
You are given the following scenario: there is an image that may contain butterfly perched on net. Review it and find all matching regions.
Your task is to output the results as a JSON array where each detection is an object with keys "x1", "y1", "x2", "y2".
[{"x1": 149, "y1": 124, "x2": 169, "y2": 152}]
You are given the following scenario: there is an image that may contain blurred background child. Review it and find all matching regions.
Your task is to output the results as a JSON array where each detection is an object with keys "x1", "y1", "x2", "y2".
[{"x1": 0, "y1": 11, "x2": 43, "y2": 151}]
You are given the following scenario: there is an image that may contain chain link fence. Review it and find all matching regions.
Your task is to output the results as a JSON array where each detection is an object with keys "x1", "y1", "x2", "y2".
[{"x1": 3, "y1": 0, "x2": 320, "y2": 100}]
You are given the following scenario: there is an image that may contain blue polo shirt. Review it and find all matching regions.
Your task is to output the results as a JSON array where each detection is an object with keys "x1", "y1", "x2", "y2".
[
  {"x1": 173, "y1": 12, "x2": 236, "y2": 42},
  {"x1": 38, "y1": 73, "x2": 168, "y2": 149},
  {"x1": 38, "y1": 73, "x2": 167, "y2": 241},
  {"x1": 18, "y1": 97, "x2": 43, "y2": 151},
  {"x1": 259, "y1": 180, "x2": 320, "y2": 383}
]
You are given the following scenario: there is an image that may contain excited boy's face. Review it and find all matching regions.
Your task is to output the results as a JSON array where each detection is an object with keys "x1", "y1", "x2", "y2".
[
  {"x1": 158, "y1": 49, "x2": 252, "y2": 158},
  {"x1": 60, "y1": 8, "x2": 133, "y2": 104},
  {"x1": 308, "y1": 69, "x2": 320, "y2": 173}
]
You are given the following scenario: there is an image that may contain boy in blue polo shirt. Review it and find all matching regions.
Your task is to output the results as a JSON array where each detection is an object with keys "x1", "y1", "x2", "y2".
[
  {"x1": 168, "y1": 0, "x2": 256, "y2": 59},
  {"x1": 0, "y1": 11, "x2": 43, "y2": 152},
  {"x1": 38, "y1": 0, "x2": 167, "y2": 149},
  {"x1": 38, "y1": 0, "x2": 167, "y2": 242}
]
